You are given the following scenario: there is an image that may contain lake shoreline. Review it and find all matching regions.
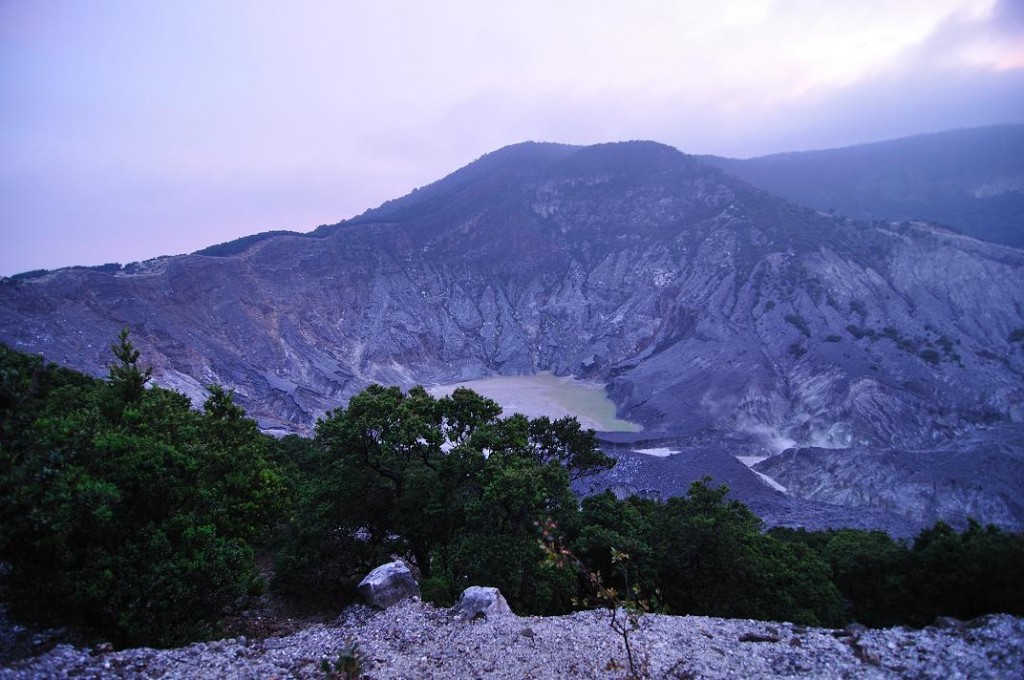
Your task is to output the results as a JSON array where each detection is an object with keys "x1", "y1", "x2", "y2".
[{"x1": 426, "y1": 372, "x2": 641, "y2": 433}]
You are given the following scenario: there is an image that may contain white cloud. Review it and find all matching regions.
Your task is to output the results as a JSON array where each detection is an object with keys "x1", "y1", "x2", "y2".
[{"x1": 1, "y1": 0, "x2": 1021, "y2": 274}]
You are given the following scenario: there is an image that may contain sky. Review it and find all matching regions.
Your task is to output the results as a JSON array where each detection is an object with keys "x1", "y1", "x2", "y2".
[{"x1": 2, "y1": 0, "x2": 1023, "y2": 276}]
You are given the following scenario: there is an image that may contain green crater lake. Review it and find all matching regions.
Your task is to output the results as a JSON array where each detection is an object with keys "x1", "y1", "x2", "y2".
[{"x1": 427, "y1": 372, "x2": 641, "y2": 432}]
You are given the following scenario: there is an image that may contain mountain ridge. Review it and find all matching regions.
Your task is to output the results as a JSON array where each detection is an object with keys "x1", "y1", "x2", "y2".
[
  {"x1": 2, "y1": 136, "x2": 1023, "y2": 532},
  {"x1": 702, "y1": 124, "x2": 1024, "y2": 247}
]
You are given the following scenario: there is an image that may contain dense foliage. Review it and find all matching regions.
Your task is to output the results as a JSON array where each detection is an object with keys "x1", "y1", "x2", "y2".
[
  {"x1": 272, "y1": 384, "x2": 609, "y2": 615},
  {"x1": 0, "y1": 337, "x2": 285, "y2": 646},
  {"x1": 571, "y1": 486, "x2": 846, "y2": 626},
  {"x1": 1, "y1": 338, "x2": 1022, "y2": 648},
  {"x1": 772, "y1": 522, "x2": 1024, "y2": 628}
]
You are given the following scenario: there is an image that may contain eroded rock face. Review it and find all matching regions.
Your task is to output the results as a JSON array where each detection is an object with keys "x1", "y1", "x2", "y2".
[
  {"x1": 2, "y1": 140, "x2": 1023, "y2": 530},
  {"x1": 357, "y1": 562, "x2": 420, "y2": 610},
  {"x1": 455, "y1": 586, "x2": 513, "y2": 621},
  {"x1": 754, "y1": 424, "x2": 1024, "y2": 530}
]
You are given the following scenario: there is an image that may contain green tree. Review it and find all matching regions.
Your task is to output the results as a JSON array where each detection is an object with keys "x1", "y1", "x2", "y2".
[
  {"x1": 527, "y1": 415, "x2": 615, "y2": 480},
  {"x1": 312, "y1": 384, "x2": 448, "y2": 578},
  {"x1": 825, "y1": 529, "x2": 910, "y2": 627},
  {"x1": 574, "y1": 492, "x2": 657, "y2": 603},
  {"x1": 107, "y1": 328, "x2": 152, "y2": 405},
  {"x1": 640, "y1": 479, "x2": 842, "y2": 625},
  {"x1": 443, "y1": 453, "x2": 579, "y2": 613},
  {"x1": 906, "y1": 520, "x2": 1024, "y2": 625},
  {"x1": 279, "y1": 384, "x2": 599, "y2": 614},
  {"x1": 0, "y1": 341, "x2": 285, "y2": 646},
  {"x1": 648, "y1": 479, "x2": 762, "y2": 615}
]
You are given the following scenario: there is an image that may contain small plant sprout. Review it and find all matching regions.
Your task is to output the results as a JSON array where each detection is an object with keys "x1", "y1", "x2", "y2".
[
  {"x1": 320, "y1": 640, "x2": 363, "y2": 679},
  {"x1": 537, "y1": 519, "x2": 652, "y2": 679}
]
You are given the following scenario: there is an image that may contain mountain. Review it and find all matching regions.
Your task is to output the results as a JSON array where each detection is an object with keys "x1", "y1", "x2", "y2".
[
  {"x1": 702, "y1": 124, "x2": 1024, "y2": 248},
  {"x1": 2, "y1": 139, "x2": 1023, "y2": 532}
]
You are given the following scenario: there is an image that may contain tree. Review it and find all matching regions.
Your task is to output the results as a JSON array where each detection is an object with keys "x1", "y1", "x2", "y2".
[
  {"x1": 648, "y1": 479, "x2": 761, "y2": 615},
  {"x1": 0, "y1": 340, "x2": 285, "y2": 646},
  {"x1": 574, "y1": 492, "x2": 657, "y2": 603},
  {"x1": 443, "y1": 453, "x2": 579, "y2": 613},
  {"x1": 279, "y1": 384, "x2": 600, "y2": 614},
  {"x1": 312, "y1": 384, "x2": 448, "y2": 578},
  {"x1": 107, "y1": 327, "x2": 152, "y2": 405},
  {"x1": 906, "y1": 520, "x2": 1024, "y2": 625},
  {"x1": 825, "y1": 529, "x2": 910, "y2": 627},
  {"x1": 635, "y1": 479, "x2": 843, "y2": 625},
  {"x1": 528, "y1": 415, "x2": 615, "y2": 480}
]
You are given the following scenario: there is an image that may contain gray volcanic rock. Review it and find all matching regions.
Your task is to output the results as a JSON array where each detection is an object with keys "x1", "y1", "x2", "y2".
[
  {"x1": 2, "y1": 140, "x2": 1023, "y2": 530},
  {"x1": 357, "y1": 562, "x2": 420, "y2": 610},
  {"x1": 580, "y1": 442, "x2": 923, "y2": 537},
  {"x1": 3, "y1": 599, "x2": 1022, "y2": 679},
  {"x1": 454, "y1": 586, "x2": 513, "y2": 621},
  {"x1": 756, "y1": 424, "x2": 1024, "y2": 531}
]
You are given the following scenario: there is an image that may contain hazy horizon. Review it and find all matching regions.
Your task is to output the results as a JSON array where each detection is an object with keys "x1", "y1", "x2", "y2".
[{"x1": 3, "y1": 1, "x2": 1023, "y2": 276}]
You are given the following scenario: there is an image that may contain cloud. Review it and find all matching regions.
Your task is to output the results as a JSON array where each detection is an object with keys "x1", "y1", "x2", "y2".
[
  {"x1": 2, "y1": 1, "x2": 1022, "y2": 274},
  {"x1": 898, "y1": 0, "x2": 1024, "y2": 71},
  {"x1": 672, "y1": 0, "x2": 1024, "y2": 155}
]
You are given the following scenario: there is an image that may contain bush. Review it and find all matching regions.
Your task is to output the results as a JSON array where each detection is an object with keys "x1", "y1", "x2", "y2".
[
  {"x1": 275, "y1": 384, "x2": 611, "y2": 616},
  {"x1": 573, "y1": 482, "x2": 845, "y2": 626},
  {"x1": 4, "y1": 342, "x2": 1021, "y2": 643},
  {"x1": 774, "y1": 522, "x2": 1024, "y2": 627},
  {"x1": 906, "y1": 520, "x2": 1024, "y2": 625},
  {"x1": 785, "y1": 313, "x2": 811, "y2": 338},
  {"x1": 0, "y1": 338, "x2": 285, "y2": 646},
  {"x1": 825, "y1": 530, "x2": 911, "y2": 627}
]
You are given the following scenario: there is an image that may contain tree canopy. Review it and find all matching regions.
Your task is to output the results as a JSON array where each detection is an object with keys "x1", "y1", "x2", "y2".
[
  {"x1": 0, "y1": 340, "x2": 284, "y2": 646},
  {"x1": 274, "y1": 384, "x2": 611, "y2": 614}
]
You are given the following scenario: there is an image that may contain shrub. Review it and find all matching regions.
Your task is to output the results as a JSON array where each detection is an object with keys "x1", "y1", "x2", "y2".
[
  {"x1": 276, "y1": 384, "x2": 611, "y2": 616},
  {"x1": 785, "y1": 313, "x2": 811, "y2": 338},
  {"x1": 0, "y1": 338, "x2": 285, "y2": 646},
  {"x1": 846, "y1": 324, "x2": 867, "y2": 339}
]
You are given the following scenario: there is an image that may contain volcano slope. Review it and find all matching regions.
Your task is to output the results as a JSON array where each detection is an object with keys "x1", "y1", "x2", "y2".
[
  {"x1": 2, "y1": 141, "x2": 1023, "y2": 532},
  {"x1": 703, "y1": 124, "x2": 1024, "y2": 248}
]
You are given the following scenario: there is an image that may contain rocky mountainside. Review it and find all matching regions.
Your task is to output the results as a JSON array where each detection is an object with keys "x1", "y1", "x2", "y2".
[
  {"x1": 703, "y1": 124, "x2": 1024, "y2": 248},
  {"x1": 2, "y1": 140, "x2": 1023, "y2": 531}
]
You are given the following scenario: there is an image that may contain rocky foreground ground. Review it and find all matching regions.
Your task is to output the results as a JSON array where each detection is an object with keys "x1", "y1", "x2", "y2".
[{"x1": 2, "y1": 598, "x2": 1022, "y2": 679}]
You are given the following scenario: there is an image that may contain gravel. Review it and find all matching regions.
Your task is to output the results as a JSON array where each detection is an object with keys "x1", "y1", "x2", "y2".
[{"x1": 3, "y1": 599, "x2": 1023, "y2": 679}]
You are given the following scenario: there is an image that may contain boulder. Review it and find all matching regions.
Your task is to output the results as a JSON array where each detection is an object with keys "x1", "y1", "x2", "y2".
[
  {"x1": 455, "y1": 586, "x2": 513, "y2": 621},
  {"x1": 357, "y1": 561, "x2": 420, "y2": 609}
]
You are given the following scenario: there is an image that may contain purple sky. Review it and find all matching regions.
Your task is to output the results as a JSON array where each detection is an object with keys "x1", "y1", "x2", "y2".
[{"x1": 2, "y1": 0, "x2": 1023, "y2": 276}]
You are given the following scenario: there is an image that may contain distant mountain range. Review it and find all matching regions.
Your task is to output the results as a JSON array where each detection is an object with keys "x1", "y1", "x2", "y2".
[
  {"x1": 703, "y1": 124, "x2": 1024, "y2": 248},
  {"x1": 2, "y1": 128, "x2": 1022, "y2": 533}
]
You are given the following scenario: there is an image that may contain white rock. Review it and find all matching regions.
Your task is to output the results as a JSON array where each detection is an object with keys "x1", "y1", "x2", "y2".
[
  {"x1": 357, "y1": 561, "x2": 420, "y2": 609},
  {"x1": 455, "y1": 586, "x2": 514, "y2": 621}
]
